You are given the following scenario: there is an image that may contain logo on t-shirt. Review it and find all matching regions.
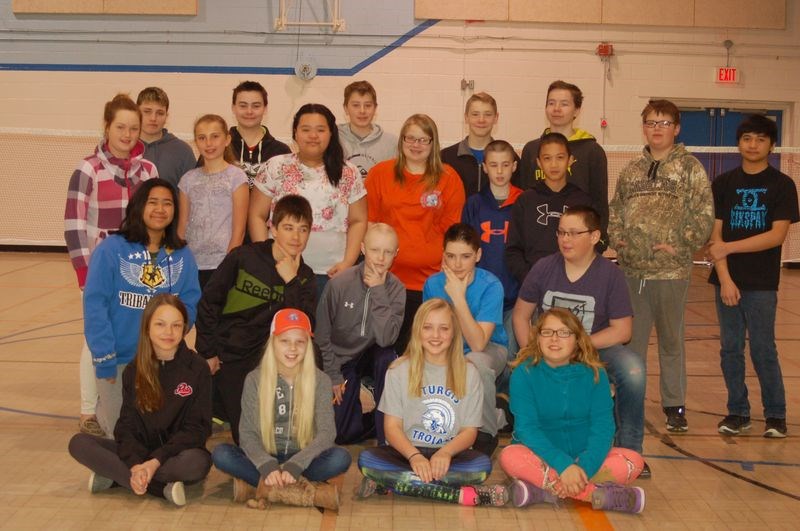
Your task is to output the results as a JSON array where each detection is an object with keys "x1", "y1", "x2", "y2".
[
  {"x1": 415, "y1": 398, "x2": 454, "y2": 445},
  {"x1": 480, "y1": 221, "x2": 508, "y2": 243},
  {"x1": 536, "y1": 204, "x2": 567, "y2": 226},
  {"x1": 420, "y1": 190, "x2": 442, "y2": 209},
  {"x1": 411, "y1": 384, "x2": 460, "y2": 446},
  {"x1": 731, "y1": 188, "x2": 767, "y2": 230},
  {"x1": 544, "y1": 290, "x2": 596, "y2": 333},
  {"x1": 117, "y1": 255, "x2": 185, "y2": 309},
  {"x1": 174, "y1": 382, "x2": 193, "y2": 397}
]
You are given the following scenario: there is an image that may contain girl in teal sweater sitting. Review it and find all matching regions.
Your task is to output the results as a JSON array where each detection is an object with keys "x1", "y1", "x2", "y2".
[{"x1": 499, "y1": 308, "x2": 645, "y2": 514}]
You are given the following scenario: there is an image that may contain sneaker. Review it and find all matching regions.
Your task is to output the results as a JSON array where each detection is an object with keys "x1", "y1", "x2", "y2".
[
  {"x1": 164, "y1": 481, "x2": 186, "y2": 507},
  {"x1": 356, "y1": 477, "x2": 378, "y2": 499},
  {"x1": 664, "y1": 406, "x2": 688, "y2": 432},
  {"x1": 472, "y1": 484, "x2": 509, "y2": 506},
  {"x1": 79, "y1": 416, "x2": 106, "y2": 437},
  {"x1": 639, "y1": 461, "x2": 651, "y2": 480},
  {"x1": 510, "y1": 479, "x2": 558, "y2": 507},
  {"x1": 88, "y1": 472, "x2": 113, "y2": 493},
  {"x1": 473, "y1": 431, "x2": 499, "y2": 457},
  {"x1": 233, "y1": 478, "x2": 256, "y2": 503},
  {"x1": 764, "y1": 418, "x2": 787, "y2": 438},
  {"x1": 591, "y1": 484, "x2": 645, "y2": 514},
  {"x1": 717, "y1": 415, "x2": 752, "y2": 435}
]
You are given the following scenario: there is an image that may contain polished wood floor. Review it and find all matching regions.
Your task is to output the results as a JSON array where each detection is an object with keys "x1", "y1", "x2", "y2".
[{"x1": 1, "y1": 252, "x2": 799, "y2": 530}]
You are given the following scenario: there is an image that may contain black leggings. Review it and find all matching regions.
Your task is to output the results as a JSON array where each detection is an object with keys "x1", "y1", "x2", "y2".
[{"x1": 68, "y1": 433, "x2": 211, "y2": 497}]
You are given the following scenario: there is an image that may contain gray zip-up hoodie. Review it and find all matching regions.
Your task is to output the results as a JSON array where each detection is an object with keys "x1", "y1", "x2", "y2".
[
  {"x1": 337, "y1": 123, "x2": 397, "y2": 178},
  {"x1": 238, "y1": 367, "x2": 336, "y2": 479},
  {"x1": 315, "y1": 262, "x2": 406, "y2": 385},
  {"x1": 141, "y1": 129, "x2": 196, "y2": 188}
]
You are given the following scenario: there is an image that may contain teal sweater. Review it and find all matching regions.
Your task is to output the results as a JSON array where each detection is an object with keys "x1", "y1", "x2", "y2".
[{"x1": 510, "y1": 360, "x2": 614, "y2": 478}]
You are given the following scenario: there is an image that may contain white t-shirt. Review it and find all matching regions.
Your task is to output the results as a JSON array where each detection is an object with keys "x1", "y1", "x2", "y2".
[{"x1": 253, "y1": 153, "x2": 365, "y2": 274}]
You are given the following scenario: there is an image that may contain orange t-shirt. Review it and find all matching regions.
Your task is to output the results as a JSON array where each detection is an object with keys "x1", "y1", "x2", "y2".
[{"x1": 365, "y1": 160, "x2": 466, "y2": 291}]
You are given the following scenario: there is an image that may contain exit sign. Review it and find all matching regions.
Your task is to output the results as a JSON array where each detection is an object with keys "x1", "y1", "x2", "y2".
[{"x1": 716, "y1": 67, "x2": 739, "y2": 84}]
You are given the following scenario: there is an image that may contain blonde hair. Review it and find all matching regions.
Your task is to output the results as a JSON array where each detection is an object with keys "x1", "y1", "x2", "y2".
[
  {"x1": 394, "y1": 114, "x2": 444, "y2": 190},
  {"x1": 511, "y1": 307, "x2": 604, "y2": 382},
  {"x1": 398, "y1": 298, "x2": 468, "y2": 398},
  {"x1": 257, "y1": 330, "x2": 317, "y2": 453}
]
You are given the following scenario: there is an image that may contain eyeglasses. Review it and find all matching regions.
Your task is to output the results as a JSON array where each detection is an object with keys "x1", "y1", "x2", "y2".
[
  {"x1": 643, "y1": 120, "x2": 676, "y2": 129},
  {"x1": 403, "y1": 135, "x2": 432, "y2": 146},
  {"x1": 539, "y1": 328, "x2": 575, "y2": 338},
  {"x1": 556, "y1": 229, "x2": 592, "y2": 239}
]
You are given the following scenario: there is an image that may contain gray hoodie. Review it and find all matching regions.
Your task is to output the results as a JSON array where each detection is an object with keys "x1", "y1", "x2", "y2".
[
  {"x1": 141, "y1": 129, "x2": 196, "y2": 188},
  {"x1": 315, "y1": 262, "x2": 406, "y2": 385},
  {"x1": 337, "y1": 123, "x2": 397, "y2": 178},
  {"x1": 238, "y1": 367, "x2": 337, "y2": 479}
]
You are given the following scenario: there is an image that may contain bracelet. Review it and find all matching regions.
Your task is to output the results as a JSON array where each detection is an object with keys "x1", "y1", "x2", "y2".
[{"x1": 407, "y1": 452, "x2": 422, "y2": 461}]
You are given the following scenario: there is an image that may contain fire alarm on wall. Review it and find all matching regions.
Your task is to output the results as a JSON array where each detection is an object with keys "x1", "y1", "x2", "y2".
[{"x1": 597, "y1": 43, "x2": 614, "y2": 57}]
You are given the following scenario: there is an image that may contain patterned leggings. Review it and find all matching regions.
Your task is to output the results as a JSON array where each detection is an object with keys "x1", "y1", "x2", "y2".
[
  {"x1": 358, "y1": 445, "x2": 491, "y2": 503},
  {"x1": 499, "y1": 444, "x2": 643, "y2": 501}
]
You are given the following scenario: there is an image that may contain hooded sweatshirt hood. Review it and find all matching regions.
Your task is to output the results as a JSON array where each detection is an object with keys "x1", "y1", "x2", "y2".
[{"x1": 337, "y1": 123, "x2": 397, "y2": 178}]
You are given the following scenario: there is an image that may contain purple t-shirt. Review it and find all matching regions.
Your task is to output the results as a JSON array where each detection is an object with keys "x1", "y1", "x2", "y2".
[{"x1": 518, "y1": 252, "x2": 632, "y2": 334}]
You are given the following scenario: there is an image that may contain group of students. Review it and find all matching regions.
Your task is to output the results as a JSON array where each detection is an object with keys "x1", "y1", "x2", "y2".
[{"x1": 62, "y1": 77, "x2": 797, "y2": 515}]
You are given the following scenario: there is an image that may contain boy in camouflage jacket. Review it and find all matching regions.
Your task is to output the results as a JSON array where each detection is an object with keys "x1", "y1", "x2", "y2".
[{"x1": 608, "y1": 99, "x2": 713, "y2": 434}]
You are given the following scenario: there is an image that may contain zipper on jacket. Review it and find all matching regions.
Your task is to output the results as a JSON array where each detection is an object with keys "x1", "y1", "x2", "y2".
[
  {"x1": 285, "y1": 383, "x2": 294, "y2": 455},
  {"x1": 360, "y1": 289, "x2": 371, "y2": 337}
]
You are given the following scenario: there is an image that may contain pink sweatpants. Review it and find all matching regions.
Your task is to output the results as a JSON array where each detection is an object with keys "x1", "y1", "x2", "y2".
[{"x1": 499, "y1": 444, "x2": 644, "y2": 501}]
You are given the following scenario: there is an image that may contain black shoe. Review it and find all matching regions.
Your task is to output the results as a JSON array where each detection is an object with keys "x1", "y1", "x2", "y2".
[
  {"x1": 764, "y1": 418, "x2": 787, "y2": 438},
  {"x1": 664, "y1": 406, "x2": 688, "y2": 433},
  {"x1": 473, "y1": 431, "x2": 498, "y2": 457},
  {"x1": 496, "y1": 393, "x2": 514, "y2": 434},
  {"x1": 639, "y1": 461, "x2": 651, "y2": 479},
  {"x1": 717, "y1": 415, "x2": 751, "y2": 435}
]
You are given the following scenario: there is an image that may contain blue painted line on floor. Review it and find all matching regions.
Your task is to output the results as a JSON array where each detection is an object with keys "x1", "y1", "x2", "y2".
[
  {"x1": 741, "y1": 462, "x2": 755, "y2": 471},
  {"x1": 0, "y1": 332, "x2": 83, "y2": 346},
  {"x1": 642, "y1": 453, "x2": 799, "y2": 469},
  {"x1": 0, "y1": 319, "x2": 82, "y2": 341},
  {"x1": 0, "y1": 405, "x2": 77, "y2": 421}
]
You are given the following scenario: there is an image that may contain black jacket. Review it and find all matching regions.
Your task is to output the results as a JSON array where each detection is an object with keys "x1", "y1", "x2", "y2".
[
  {"x1": 441, "y1": 137, "x2": 521, "y2": 198},
  {"x1": 114, "y1": 343, "x2": 212, "y2": 468},
  {"x1": 229, "y1": 126, "x2": 291, "y2": 185},
  {"x1": 506, "y1": 182, "x2": 592, "y2": 283},
  {"x1": 195, "y1": 240, "x2": 316, "y2": 363}
]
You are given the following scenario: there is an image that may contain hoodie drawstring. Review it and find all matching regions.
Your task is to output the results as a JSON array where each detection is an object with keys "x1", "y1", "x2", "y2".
[
  {"x1": 638, "y1": 278, "x2": 647, "y2": 295},
  {"x1": 647, "y1": 160, "x2": 660, "y2": 180}
]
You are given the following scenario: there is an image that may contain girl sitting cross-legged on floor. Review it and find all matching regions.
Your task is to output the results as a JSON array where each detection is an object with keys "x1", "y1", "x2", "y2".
[
  {"x1": 357, "y1": 297, "x2": 507, "y2": 506},
  {"x1": 68, "y1": 294, "x2": 212, "y2": 507},
  {"x1": 499, "y1": 308, "x2": 646, "y2": 514},
  {"x1": 211, "y1": 308, "x2": 351, "y2": 511}
]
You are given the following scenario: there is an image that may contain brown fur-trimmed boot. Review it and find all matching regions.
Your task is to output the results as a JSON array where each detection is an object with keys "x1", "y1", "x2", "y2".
[{"x1": 254, "y1": 477, "x2": 339, "y2": 511}]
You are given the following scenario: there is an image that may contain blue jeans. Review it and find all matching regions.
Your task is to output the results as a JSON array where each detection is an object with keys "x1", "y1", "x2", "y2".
[
  {"x1": 599, "y1": 344, "x2": 646, "y2": 454},
  {"x1": 212, "y1": 444, "x2": 352, "y2": 487},
  {"x1": 715, "y1": 287, "x2": 786, "y2": 419},
  {"x1": 496, "y1": 309, "x2": 519, "y2": 395}
]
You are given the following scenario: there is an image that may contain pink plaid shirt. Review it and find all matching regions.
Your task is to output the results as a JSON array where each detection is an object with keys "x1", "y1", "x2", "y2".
[{"x1": 63, "y1": 140, "x2": 158, "y2": 287}]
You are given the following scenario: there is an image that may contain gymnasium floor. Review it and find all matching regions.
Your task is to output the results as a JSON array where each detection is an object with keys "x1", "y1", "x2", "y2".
[{"x1": 1, "y1": 251, "x2": 799, "y2": 530}]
